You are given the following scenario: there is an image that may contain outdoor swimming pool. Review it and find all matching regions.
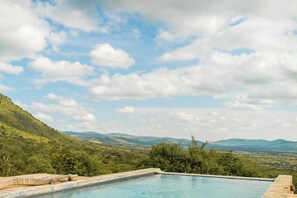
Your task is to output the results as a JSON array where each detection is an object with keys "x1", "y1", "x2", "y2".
[{"x1": 34, "y1": 174, "x2": 272, "y2": 198}]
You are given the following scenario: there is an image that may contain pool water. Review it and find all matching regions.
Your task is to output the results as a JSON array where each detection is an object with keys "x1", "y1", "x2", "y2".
[{"x1": 34, "y1": 174, "x2": 272, "y2": 198}]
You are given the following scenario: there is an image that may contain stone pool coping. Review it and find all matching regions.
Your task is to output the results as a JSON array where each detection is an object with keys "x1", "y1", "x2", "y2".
[
  {"x1": 0, "y1": 168, "x2": 294, "y2": 198},
  {"x1": 0, "y1": 168, "x2": 160, "y2": 198},
  {"x1": 160, "y1": 171, "x2": 275, "y2": 181},
  {"x1": 262, "y1": 175, "x2": 296, "y2": 198}
]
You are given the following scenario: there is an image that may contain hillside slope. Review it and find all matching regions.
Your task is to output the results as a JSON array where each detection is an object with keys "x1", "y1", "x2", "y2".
[
  {"x1": 0, "y1": 94, "x2": 81, "y2": 146},
  {"x1": 0, "y1": 93, "x2": 144, "y2": 176}
]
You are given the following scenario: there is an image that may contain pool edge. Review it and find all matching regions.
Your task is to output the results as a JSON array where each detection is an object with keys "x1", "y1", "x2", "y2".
[
  {"x1": 0, "y1": 168, "x2": 161, "y2": 198},
  {"x1": 1, "y1": 168, "x2": 295, "y2": 198},
  {"x1": 159, "y1": 171, "x2": 275, "y2": 181}
]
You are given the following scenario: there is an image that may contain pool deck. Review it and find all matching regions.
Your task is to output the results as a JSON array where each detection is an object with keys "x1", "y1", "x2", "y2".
[{"x1": 0, "y1": 168, "x2": 295, "y2": 198}]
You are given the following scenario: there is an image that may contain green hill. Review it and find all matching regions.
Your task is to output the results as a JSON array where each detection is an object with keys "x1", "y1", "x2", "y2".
[
  {"x1": 0, "y1": 94, "x2": 81, "y2": 146},
  {"x1": 0, "y1": 93, "x2": 145, "y2": 177}
]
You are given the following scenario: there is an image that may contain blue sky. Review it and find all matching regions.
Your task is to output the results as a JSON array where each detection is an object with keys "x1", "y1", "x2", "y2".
[{"x1": 1, "y1": 0, "x2": 297, "y2": 141}]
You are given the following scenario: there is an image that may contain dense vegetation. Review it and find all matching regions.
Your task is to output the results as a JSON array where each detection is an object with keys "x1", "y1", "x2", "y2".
[
  {"x1": 142, "y1": 138, "x2": 258, "y2": 176},
  {"x1": 141, "y1": 139, "x2": 297, "y2": 188},
  {"x1": 239, "y1": 151, "x2": 297, "y2": 188}
]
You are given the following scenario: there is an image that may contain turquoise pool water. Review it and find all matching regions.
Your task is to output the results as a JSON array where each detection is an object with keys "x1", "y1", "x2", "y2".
[{"x1": 34, "y1": 174, "x2": 272, "y2": 198}]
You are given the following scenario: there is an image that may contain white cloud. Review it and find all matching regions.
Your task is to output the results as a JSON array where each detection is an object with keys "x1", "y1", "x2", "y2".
[
  {"x1": 35, "y1": 0, "x2": 100, "y2": 32},
  {"x1": 171, "y1": 112, "x2": 200, "y2": 123},
  {"x1": 159, "y1": 39, "x2": 211, "y2": 62},
  {"x1": 46, "y1": 93, "x2": 64, "y2": 101},
  {"x1": 99, "y1": 0, "x2": 297, "y2": 111},
  {"x1": 218, "y1": 127, "x2": 229, "y2": 133},
  {"x1": 0, "y1": 0, "x2": 49, "y2": 62},
  {"x1": 86, "y1": 107, "x2": 297, "y2": 141},
  {"x1": 15, "y1": 100, "x2": 29, "y2": 110},
  {"x1": 90, "y1": 43, "x2": 135, "y2": 69},
  {"x1": 35, "y1": 113, "x2": 54, "y2": 122},
  {"x1": 48, "y1": 31, "x2": 67, "y2": 51},
  {"x1": 155, "y1": 29, "x2": 177, "y2": 43},
  {"x1": 101, "y1": 0, "x2": 230, "y2": 38},
  {"x1": 209, "y1": 17, "x2": 297, "y2": 52},
  {"x1": 78, "y1": 113, "x2": 96, "y2": 122},
  {"x1": 32, "y1": 94, "x2": 96, "y2": 123},
  {"x1": 225, "y1": 101, "x2": 264, "y2": 111},
  {"x1": 90, "y1": 49, "x2": 297, "y2": 109},
  {"x1": 89, "y1": 64, "x2": 234, "y2": 100},
  {"x1": 0, "y1": 83, "x2": 11, "y2": 92},
  {"x1": 29, "y1": 57, "x2": 93, "y2": 85},
  {"x1": 0, "y1": 62, "x2": 23, "y2": 74},
  {"x1": 117, "y1": 106, "x2": 135, "y2": 113},
  {"x1": 102, "y1": 0, "x2": 297, "y2": 39},
  {"x1": 30, "y1": 57, "x2": 92, "y2": 77}
]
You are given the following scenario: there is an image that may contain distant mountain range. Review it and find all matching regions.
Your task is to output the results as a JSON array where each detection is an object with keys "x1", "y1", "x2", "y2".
[
  {"x1": 63, "y1": 131, "x2": 199, "y2": 147},
  {"x1": 210, "y1": 138, "x2": 297, "y2": 152},
  {"x1": 63, "y1": 131, "x2": 297, "y2": 152}
]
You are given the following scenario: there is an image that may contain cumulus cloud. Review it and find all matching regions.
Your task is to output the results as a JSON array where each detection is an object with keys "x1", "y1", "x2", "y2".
[
  {"x1": 89, "y1": 107, "x2": 297, "y2": 140},
  {"x1": 89, "y1": 49, "x2": 297, "y2": 110},
  {"x1": 0, "y1": 62, "x2": 23, "y2": 74},
  {"x1": 88, "y1": 64, "x2": 234, "y2": 100},
  {"x1": 29, "y1": 57, "x2": 93, "y2": 85},
  {"x1": 48, "y1": 31, "x2": 67, "y2": 51},
  {"x1": 32, "y1": 93, "x2": 96, "y2": 123},
  {"x1": 100, "y1": 0, "x2": 230, "y2": 37},
  {"x1": 101, "y1": 0, "x2": 297, "y2": 38},
  {"x1": 0, "y1": 84, "x2": 11, "y2": 92},
  {"x1": 117, "y1": 106, "x2": 135, "y2": 113},
  {"x1": 34, "y1": 113, "x2": 54, "y2": 122},
  {"x1": 159, "y1": 39, "x2": 211, "y2": 62},
  {"x1": 35, "y1": 0, "x2": 100, "y2": 32},
  {"x1": 0, "y1": 0, "x2": 49, "y2": 62},
  {"x1": 209, "y1": 17, "x2": 297, "y2": 52},
  {"x1": 90, "y1": 43, "x2": 135, "y2": 69},
  {"x1": 171, "y1": 112, "x2": 200, "y2": 123},
  {"x1": 46, "y1": 93, "x2": 64, "y2": 101},
  {"x1": 155, "y1": 29, "x2": 177, "y2": 43},
  {"x1": 93, "y1": 0, "x2": 297, "y2": 110}
]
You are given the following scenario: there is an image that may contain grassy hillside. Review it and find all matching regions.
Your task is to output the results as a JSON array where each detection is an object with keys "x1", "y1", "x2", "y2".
[
  {"x1": 0, "y1": 94, "x2": 82, "y2": 146},
  {"x1": 0, "y1": 93, "x2": 146, "y2": 176}
]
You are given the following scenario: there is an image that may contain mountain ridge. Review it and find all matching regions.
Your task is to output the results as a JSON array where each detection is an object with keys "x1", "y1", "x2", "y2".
[{"x1": 63, "y1": 131, "x2": 297, "y2": 152}]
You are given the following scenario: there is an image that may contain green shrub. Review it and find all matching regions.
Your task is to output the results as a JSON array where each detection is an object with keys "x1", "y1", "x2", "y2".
[{"x1": 143, "y1": 138, "x2": 261, "y2": 177}]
